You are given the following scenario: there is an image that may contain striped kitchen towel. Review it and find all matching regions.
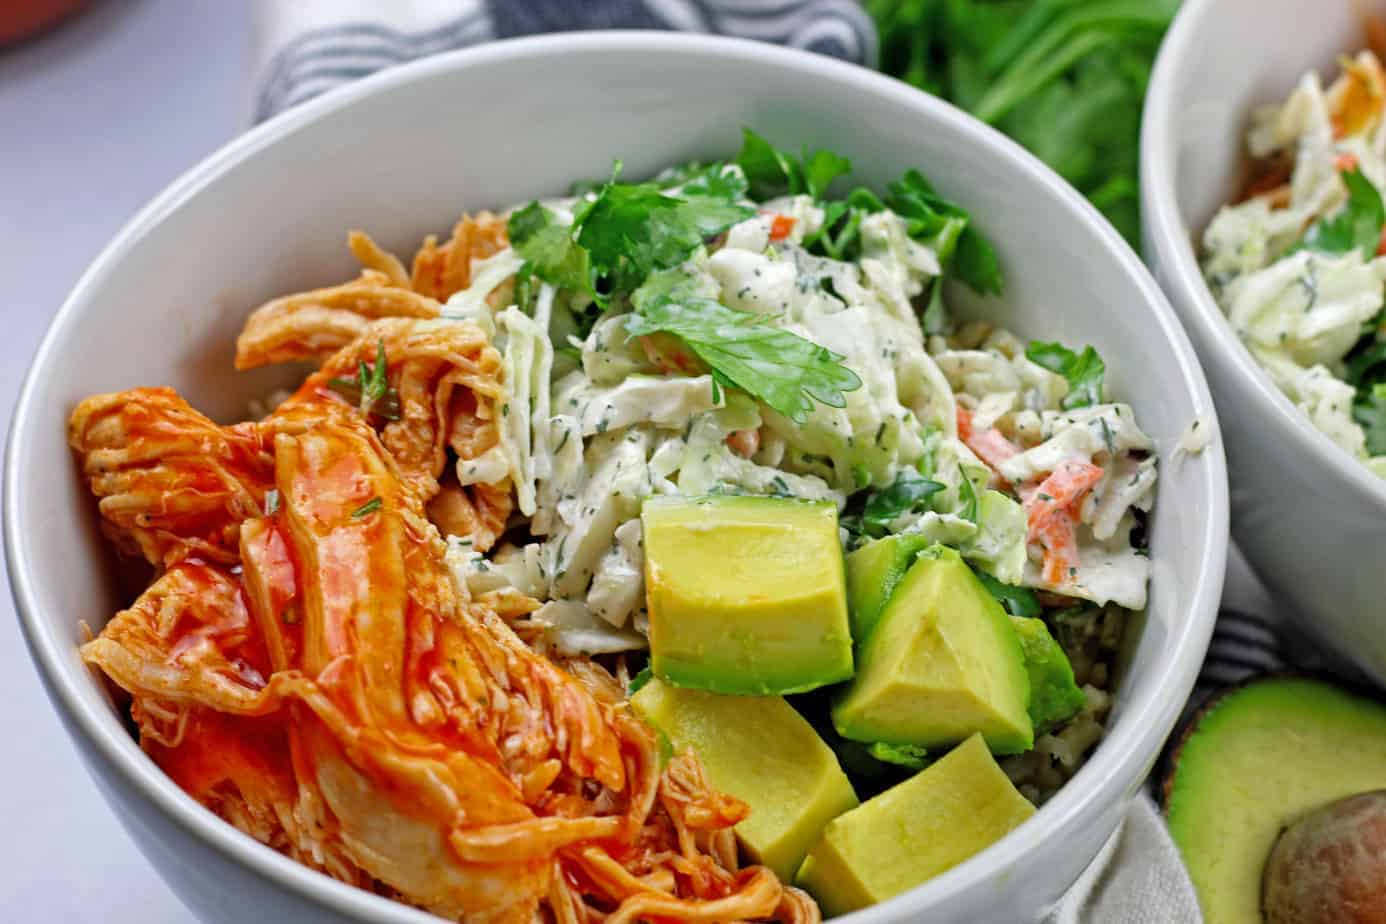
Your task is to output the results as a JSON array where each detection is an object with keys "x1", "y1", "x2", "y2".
[{"x1": 253, "y1": 0, "x2": 876, "y2": 122}]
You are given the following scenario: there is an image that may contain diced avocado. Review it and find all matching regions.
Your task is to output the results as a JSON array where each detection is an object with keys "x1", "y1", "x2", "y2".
[
  {"x1": 642, "y1": 495, "x2": 853, "y2": 695},
  {"x1": 1163, "y1": 677, "x2": 1386, "y2": 924},
  {"x1": 631, "y1": 677, "x2": 858, "y2": 881},
  {"x1": 795, "y1": 733, "x2": 1035, "y2": 916},
  {"x1": 845, "y1": 533, "x2": 931, "y2": 645},
  {"x1": 1010, "y1": 616, "x2": 1085, "y2": 733},
  {"x1": 832, "y1": 546, "x2": 1032, "y2": 754}
]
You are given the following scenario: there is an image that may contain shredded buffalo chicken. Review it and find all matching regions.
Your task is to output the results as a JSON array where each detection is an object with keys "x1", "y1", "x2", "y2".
[{"x1": 72, "y1": 218, "x2": 817, "y2": 924}]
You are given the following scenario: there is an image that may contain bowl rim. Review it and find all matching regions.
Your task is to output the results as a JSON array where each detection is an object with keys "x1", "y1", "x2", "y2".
[
  {"x1": 1141, "y1": 0, "x2": 1386, "y2": 513},
  {"x1": 6, "y1": 29, "x2": 1227, "y2": 923}
]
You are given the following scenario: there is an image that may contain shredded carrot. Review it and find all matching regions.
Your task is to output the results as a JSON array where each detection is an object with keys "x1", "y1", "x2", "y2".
[
  {"x1": 768, "y1": 214, "x2": 796, "y2": 241},
  {"x1": 957, "y1": 406, "x2": 1020, "y2": 472},
  {"x1": 1023, "y1": 460, "x2": 1104, "y2": 586},
  {"x1": 1337, "y1": 152, "x2": 1361, "y2": 172}
]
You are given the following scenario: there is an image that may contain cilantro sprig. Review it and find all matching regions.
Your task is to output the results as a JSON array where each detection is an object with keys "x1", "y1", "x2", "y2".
[
  {"x1": 1026, "y1": 340, "x2": 1106, "y2": 409},
  {"x1": 735, "y1": 129, "x2": 1003, "y2": 294},
  {"x1": 973, "y1": 567, "x2": 1042, "y2": 618},
  {"x1": 845, "y1": 469, "x2": 945, "y2": 539},
  {"x1": 328, "y1": 340, "x2": 400, "y2": 420},
  {"x1": 1289, "y1": 167, "x2": 1386, "y2": 260},
  {"x1": 624, "y1": 271, "x2": 862, "y2": 424}
]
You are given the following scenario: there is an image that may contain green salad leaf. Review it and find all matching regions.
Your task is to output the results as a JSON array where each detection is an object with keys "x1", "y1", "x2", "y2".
[
  {"x1": 973, "y1": 568, "x2": 1042, "y2": 619},
  {"x1": 1291, "y1": 167, "x2": 1386, "y2": 260},
  {"x1": 1026, "y1": 340, "x2": 1106, "y2": 409},
  {"x1": 868, "y1": 0, "x2": 1177, "y2": 245},
  {"x1": 1354, "y1": 383, "x2": 1386, "y2": 456},
  {"x1": 858, "y1": 470, "x2": 945, "y2": 537},
  {"x1": 625, "y1": 270, "x2": 863, "y2": 424}
]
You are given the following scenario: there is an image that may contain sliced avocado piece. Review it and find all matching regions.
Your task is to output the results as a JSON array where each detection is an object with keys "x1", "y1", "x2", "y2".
[
  {"x1": 631, "y1": 677, "x2": 858, "y2": 881},
  {"x1": 642, "y1": 495, "x2": 853, "y2": 695},
  {"x1": 795, "y1": 733, "x2": 1035, "y2": 916},
  {"x1": 1010, "y1": 616, "x2": 1085, "y2": 733},
  {"x1": 1163, "y1": 677, "x2": 1386, "y2": 924},
  {"x1": 832, "y1": 546, "x2": 1033, "y2": 754},
  {"x1": 845, "y1": 533, "x2": 931, "y2": 645}
]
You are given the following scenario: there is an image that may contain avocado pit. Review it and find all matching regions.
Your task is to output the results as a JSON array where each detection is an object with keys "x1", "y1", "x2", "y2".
[{"x1": 1262, "y1": 790, "x2": 1386, "y2": 924}]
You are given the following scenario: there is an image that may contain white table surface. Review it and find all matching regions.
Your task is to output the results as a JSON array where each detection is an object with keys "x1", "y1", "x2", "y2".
[{"x1": 0, "y1": 3, "x2": 1277, "y2": 920}]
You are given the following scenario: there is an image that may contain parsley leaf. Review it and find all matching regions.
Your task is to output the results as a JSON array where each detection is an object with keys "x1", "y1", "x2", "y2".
[
  {"x1": 1354, "y1": 383, "x2": 1386, "y2": 456},
  {"x1": 1026, "y1": 340, "x2": 1106, "y2": 409},
  {"x1": 858, "y1": 470, "x2": 945, "y2": 537},
  {"x1": 736, "y1": 128, "x2": 805, "y2": 199},
  {"x1": 579, "y1": 181, "x2": 753, "y2": 293},
  {"x1": 1345, "y1": 339, "x2": 1386, "y2": 391},
  {"x1": 508, "y1": 202, "x2": 593, "y2": 295},
  {"x1": 327, "y1": 339, "x2": 400, "y2": 420},
  {"x1": 866, "y1": 742, "x2": 929, "y2": 769},
  {"x1": 1291, "y1": 167, "x2": 1386, "y2": 260},
  {"x1": 625, "y1": 270, "x2": 862, "y2": 424},
  {"x1": 973, "y1": 567, "x2": 1042, "y2": 618}
]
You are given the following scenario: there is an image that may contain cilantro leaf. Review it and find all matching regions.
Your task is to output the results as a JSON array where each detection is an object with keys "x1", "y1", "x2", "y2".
[
  {"x1": 866, "y1": 742, "x2": 929, "y2": 769},
  {"x1": 736, "y1": 127, "x2": 802, "y2": 199},
  {"x1": 508, "y1": 202, "x2": 593, "y2": 295},
  {"x1": 973, "y1": 567, "x2": 1042, "y2": 619},
  {"x1": 1026, "y1": 340, "x2": 1106, "y2": 409},
  {"x1": 1346, "y1": 340, "x2": 1386, "y2": 391},
  {"x1": 676, "y1": 164, "x2": 750, "y2": 201},
  {"x1": 802, "y1": 148, "x2": 853, "y2": 199},
  {"x1": 1354, "y1": 383, "x2": 1386, "y2": 456},
  {"x1": 578, "y1": 181, "x2": 753, "y2": 293},
  {"x1": 885, "y1": 169, "x2": 1003, "y2": 295},
  {"x1": 859, "y1": 470, "x2": 945, "y2": 537},
  {"x1": 625, "y1": 270, "x2": 862, "y2": 424},
  {"x1": 1291, "y1": 167, "x2": 1386, "y2": 260}
]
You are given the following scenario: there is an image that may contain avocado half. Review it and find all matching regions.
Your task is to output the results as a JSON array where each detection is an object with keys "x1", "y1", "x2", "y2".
[{"x1": 1161, "y1": 676, "x2": 1386, "y2": 924}]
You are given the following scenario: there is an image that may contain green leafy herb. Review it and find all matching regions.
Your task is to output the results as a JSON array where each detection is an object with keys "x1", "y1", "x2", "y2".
[
  {"x1": 327, "y1": 339, "x2": 400, "y2": 420},
  {"x1": 628, "y1": 666, "x2": 653, "y2": 694},
  {"x1": 1291, "y1": 167, "x2": 1386, "y2": 260},
  {"x1": 1026, "y1": 341, "x2": 1106, "y2": 409},
  {"x1": 351, "y1": 496, "x2": 383, "y2": 518},
  {"x1": 578, "y1": 178, "x2": 754, "y2": 293},
  {"x1": 510, "y1": 163, "x2": 754, "y2": 301},
  {"x1": 885, "y1": 170, "x2": 1002, "y2": 295},
  {"x1": 866, "y1": 742, "x2": 929, "y2": 770},
  {"x1": 625, "y1": 270, "x2": 862, "y2": 424},
  {"x1": 1346, "y1": 340, "x2": 1386, "y2": 392},
  {"x1": 264, "y1": 489, "x2": 280, "y2": 517},
  {"x1": 973, "y1": 568, "x2": 1042, "y2": 618},
  {"x1": 859, "y1": 470, "x2": 945, "y2": 537},
  {"x1": 958, "y1": 475, "x2": 980, "y2": 523},
  {"x1": 508, "y1": 202, "x2": 593, "y2": 295},
  {"x1": 1354, "y1": 383, "x2": 1386, "y2": 456},
  {"x1": 868, "y1": 0, "x2": 1178, "y2": 245}
]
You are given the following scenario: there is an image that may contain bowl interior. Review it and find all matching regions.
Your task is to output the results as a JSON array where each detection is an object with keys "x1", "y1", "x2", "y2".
[{"x1": 7, "y1": 33, "x2": 1226, "y2": 922}]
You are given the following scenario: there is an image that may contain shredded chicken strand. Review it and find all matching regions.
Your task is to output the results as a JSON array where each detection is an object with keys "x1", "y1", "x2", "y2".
[{"x1": 74, "y1": 312, "x2": 810, "y2": 922}]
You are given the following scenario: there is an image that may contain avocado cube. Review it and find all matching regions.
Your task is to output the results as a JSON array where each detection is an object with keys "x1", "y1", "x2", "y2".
[
  {"x1": 642, "y1": 495, "x2": 853, "y2": 695},
  {"x1": 1010, "y1": 616, "x2": 1085, "y2": 733},
  {"x1": 832, "y1": 546, "x2": 1033, "y2": 754},
  {"x1": 631, "y1": 677, "x2": 858, "y2": 880},
  {"x1": 845, "y1": 533, "x2": 931, "y2": 646},
  {"x1": 795, "y1": 733, "x2": 1035, "y2": 916}
]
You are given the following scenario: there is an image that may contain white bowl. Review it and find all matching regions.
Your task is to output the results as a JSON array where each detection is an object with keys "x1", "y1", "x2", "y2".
[
  {"x1": 5, "y1": 32, "x2": 1226, "y2": 924},
  {"x1": 1143, "y1": 0, "x2": 1386, "y2": 683}
]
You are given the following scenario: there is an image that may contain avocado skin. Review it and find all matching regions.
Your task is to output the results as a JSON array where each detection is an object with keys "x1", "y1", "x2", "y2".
[
  {"x1": 1162, "y1": 676, "x2": 1386, "y2": 924},
  {"x1": 1010, "y1": 616, "x2": 1085, "y2": 734}
]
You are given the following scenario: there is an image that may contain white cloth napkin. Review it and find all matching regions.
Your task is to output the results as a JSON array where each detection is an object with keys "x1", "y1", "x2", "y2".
[{"x1": 251, "y1": 3, "x2": 1204, "y2": 921}]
